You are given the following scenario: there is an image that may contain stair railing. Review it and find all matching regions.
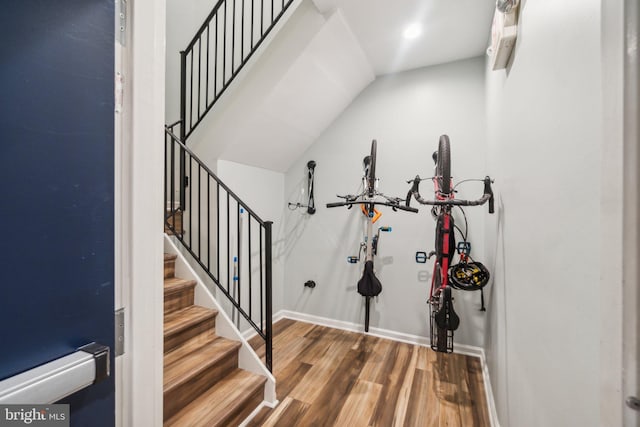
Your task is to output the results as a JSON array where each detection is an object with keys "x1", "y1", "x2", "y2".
[
  {"x1": 165, "y1": 124, "x2": 273, "y2": 372},
  {"x1": 179, "y1": 0, "x2": 295, "y2": 143}
]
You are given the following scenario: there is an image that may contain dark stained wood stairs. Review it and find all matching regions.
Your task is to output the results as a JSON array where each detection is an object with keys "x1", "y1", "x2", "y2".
[{"x1": 163, "y1": 253, "x2": 267, "y2": 426}]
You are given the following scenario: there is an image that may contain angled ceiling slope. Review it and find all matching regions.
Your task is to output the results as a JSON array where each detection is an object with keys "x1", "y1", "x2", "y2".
[
  {"x1": 218, "y1": 10, "x2": 375, "y2": 172},
  {"x1": 191, "y1": 0, "x2": 494, "y2": 173},
  {"x1": 313, "y1": 0, "x2": 495, "y2": 75}
]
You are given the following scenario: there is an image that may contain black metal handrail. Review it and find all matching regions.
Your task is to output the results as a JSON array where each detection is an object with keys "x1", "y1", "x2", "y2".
[
  {"x1": 164, "y1": 124, "x2": 273, "y2": 372},
  {"x1": 179, "y1": 0, "x2": 295, "y2": 143}
]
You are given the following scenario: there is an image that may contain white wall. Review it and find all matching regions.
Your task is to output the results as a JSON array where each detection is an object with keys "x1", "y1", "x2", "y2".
[
  {"x1": 217, "y1": 160, "x2": 287, "y2": 323},
  {"x1": 483, "y1": 1, "x2": 607, "y2": 426},
  {"x1": 283, "y1": 56, "x2": 490, "y2": 346}
]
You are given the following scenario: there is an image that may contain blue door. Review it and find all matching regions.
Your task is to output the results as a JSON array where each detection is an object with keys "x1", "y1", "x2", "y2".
[{"x1": 0, "y1": 1, "x2": 115, "y2": 425}]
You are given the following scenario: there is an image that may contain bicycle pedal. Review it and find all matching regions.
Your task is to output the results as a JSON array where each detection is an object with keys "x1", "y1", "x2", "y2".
[
  {"x1": 456, "y1": 241, "x2": 471, "y2": 255},
  {"x1": 347, "y1": 256, "x2": 358, "y2": 264},
  {"x1": 415, "y1": 251, "x2": 427, "y2": 263}
]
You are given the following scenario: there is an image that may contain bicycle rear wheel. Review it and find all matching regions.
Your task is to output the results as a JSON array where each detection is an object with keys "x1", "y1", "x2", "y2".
[
  {"x1": 437, "y1": 135, "x2": 451, "y2": 195},
  {"x1": 367, "y1": 139, "x2": 377, "y2": 196},
  {"x1": 429, "y1": 266, "x2": 453, "y2": 353},
  {"x1": 430, "y1": 289, "x2": 453, "y2": 353}
]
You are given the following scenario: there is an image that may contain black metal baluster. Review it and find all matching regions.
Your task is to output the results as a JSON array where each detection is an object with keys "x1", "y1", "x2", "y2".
[
  {"x1": 205, "y1": 25, "x2": 210, "y2": 107},
  {"x1": 217, "y1": 182, "x2": 220, "y2": 281},
  {"x1": 227, "y1": 191, "x2": 230, "y2": 294},
  {"x1": 251, "y1": 0, "x2": 255, "y2": 49},
  {"x1": 214, "y1": 13, "x2": 218, "y2": 99},
  {"x1": 207, "y1": 177, "x2": 211, "y2": 271},
  {"x1": 260, "y1": 0, "x2": 264, "y2": 35},
  {"x1": 189, "y1": 51, "x2": 194, "y2": 131},
  {"x1": 162, "y1": 133, "x2": 173, "y2": 227},
  {"x1": 265, "y1": 221, "x2": 273, "y2": 372},
  {"x1": 241, "y1": 0, "x2": 245, "y2": 61},
  {"x1": 232, "y1": 0, "x2": 236, "y2": 74},
  {"x1": 259, "y1": 225, "x2": 263, "y2": 331},
  {"x1": 223, "y1": 0, "x2": 227, "y2": 85},
  {"x1": 198, "y1": 165, "x2": 201, "y2": 257},
  {"x1": 248, "y1": 215, "x2": 252, "y2": 319},
  {"x1": 189, "y1": 157, "x2": 192, "y2": 246},
  {"x1": 197, "y1": 39, "x2": 202, "y2": 120},
  {"x1": 179, "y1": 52, "x2": 186, "y2": 209},
  {"x1": 237, "y1": 202, "x2": 241, "y2": 309}
]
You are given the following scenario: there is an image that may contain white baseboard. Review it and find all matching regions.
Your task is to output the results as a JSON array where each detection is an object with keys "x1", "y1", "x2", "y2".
[
  {"x1": 275, "y1": 309, "x2": 484, "y2": 356},
  {"x1": 273, "y1": 309, "x2": 500, "y2": 427},
  {"x1": 238, "y1": 399, "x2": 279, "y2": 427},
  {"x1": 481, "y1": 350, "x2": 501, "y2": 427}
]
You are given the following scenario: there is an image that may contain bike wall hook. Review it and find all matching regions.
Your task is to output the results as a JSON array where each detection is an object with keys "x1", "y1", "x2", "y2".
[{"x1": 287, "y1": 160, "x2": 317, "y2": 214}]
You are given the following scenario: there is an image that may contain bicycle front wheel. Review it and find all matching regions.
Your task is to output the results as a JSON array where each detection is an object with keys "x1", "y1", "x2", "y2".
[
  {"x1": 368, "y1": 139, "x2": 377, "y2": 196},
  {"x1": 437, "y1": 135, "x2": 451, "y2": 194}
]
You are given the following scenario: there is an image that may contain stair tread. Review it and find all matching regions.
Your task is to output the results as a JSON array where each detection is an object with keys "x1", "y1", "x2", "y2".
[
  {"x1": 164, "y1": 336, "x2": 241, "y2": 392},
  {"x1": 164, "y1": 306, "x2": 218, "y2": 338},
  {"x1": 164, "y1": 334, "x2": 216, "y2": 368},
  {"x1": 164, "y1": 277, "x2": 197, "y2": 294},
  {"x1": 164, "y1": 369, "x2": 266, "y2": 427}
]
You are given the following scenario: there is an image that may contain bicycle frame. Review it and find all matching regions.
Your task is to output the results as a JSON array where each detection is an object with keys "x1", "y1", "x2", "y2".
[
  {"x1": 406, "y1": 135, "x2": 494, "y2": 353},
  {"x1": 327, "y1": 140, "x2": 417, "y2": 332},
  {"x1": 429, "y1": 188, "x2": 458, "y2": 352}
]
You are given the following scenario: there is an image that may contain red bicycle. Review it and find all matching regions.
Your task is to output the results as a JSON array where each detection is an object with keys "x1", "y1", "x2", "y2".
[{"x1": 406, "y1": 135, "x2": 494, "y2": 353}]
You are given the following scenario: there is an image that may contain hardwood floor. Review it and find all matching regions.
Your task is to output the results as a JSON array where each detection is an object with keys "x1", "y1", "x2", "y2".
[{"x1": 248, "y1": 319, "x2": 490, "y2": 427}]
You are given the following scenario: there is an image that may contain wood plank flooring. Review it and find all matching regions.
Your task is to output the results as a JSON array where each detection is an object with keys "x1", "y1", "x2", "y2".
[{"x1": 248, "y1": 319, "x2": 490, "y2": 427}]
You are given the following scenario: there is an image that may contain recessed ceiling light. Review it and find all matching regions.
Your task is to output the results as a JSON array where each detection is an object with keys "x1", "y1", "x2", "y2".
[{"x1": 403, "y1": 23, "x2": 422, "y2": 39}]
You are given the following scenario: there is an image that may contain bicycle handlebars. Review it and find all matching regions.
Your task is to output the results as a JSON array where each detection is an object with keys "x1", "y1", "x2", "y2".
[
  {"x1": 406, "y1": 175, "x2": 495, "y2": 214},
  {"x1": 326, "y1": 199, "x2": 419, "y2": 213}
]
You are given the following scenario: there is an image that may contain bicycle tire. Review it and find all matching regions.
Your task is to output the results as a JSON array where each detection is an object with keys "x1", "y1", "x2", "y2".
[
  {"x1": 437, "y1": 135, "x2": 451, "y2": 194},
  {"x1": 368, "y1": 140, "x2": 377, "y2": 197},
  {"x1": 431, "y1": 267, "x2": 449, "y2": 353},
  {"x1": 430, "y1": 291, "x2": 449, "y2": 353}
]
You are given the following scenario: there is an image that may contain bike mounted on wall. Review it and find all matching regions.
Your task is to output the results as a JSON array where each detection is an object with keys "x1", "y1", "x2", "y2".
[
  {"x1": 406, "y1": 135, "x2": 495, "y2": 353},
  {"x1": 288, "y1": 160, "x2": 317, "y2": 214},
  {"x1": 327, "y1": 140, "x2": 418, "y2": 332}
]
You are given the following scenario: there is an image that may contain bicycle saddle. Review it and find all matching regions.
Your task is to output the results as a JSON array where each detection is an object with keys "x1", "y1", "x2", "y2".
[
  {"x1": 357, "y1": 260, "x2": 382, "y2": 297},
  {"x1": 434, "y1": 286, "x2": 460, "y2": 331}
]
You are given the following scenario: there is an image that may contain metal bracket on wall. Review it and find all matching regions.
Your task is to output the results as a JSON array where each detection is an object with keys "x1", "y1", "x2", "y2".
[
  {"x1": 116, "y1": 0, "x2": 127, "y2": 46},
  {"x1": 287, "y1": 160, "x2": 316, "y2": 214},
  {"x1": 115, "y1": 308, "x2": 125, "y2": 357},
  {"x1": 626, "y1": 396, "x2": 640, "y2": 411}
]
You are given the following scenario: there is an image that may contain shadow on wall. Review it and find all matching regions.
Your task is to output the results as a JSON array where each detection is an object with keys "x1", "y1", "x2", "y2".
[
  {"x1": 281, "y1": 174, "x2": 314, "y2": 260},
  {"x1": 483, "y1": 192, "x2": 510, "y2": 423}
]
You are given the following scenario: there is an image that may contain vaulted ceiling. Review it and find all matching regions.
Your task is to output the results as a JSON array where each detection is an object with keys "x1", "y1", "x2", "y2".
[
  {"x1": 189, "y1": 0, "x2": 496, "y2": 172},
  {"x1": 313, "y1": 0, "x2": 496, "y2": 75}
]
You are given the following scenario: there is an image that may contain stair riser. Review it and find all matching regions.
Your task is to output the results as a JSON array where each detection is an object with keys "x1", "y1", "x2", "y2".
[
  {"x1": 164, "y1": 318, "x2": 216, "y2": 354},
  {"x1": 164, "y1": 351, "x2": 240, "y2": 420},
  {"x1": 164, "y1": 259, "x2": 176, "y2": 279},
  {"x1": 222, "y1": 385, "x2": 265, "y2": 427},
  {"x1": 164, "y1": 288, "x2": 195, "y2": 315}
]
